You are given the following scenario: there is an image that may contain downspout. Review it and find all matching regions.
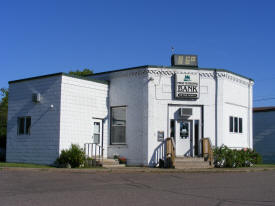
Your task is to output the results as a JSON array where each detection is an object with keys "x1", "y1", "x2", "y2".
[
  {"x1": 247, "y1": 79, "x2": 251, "y2": 148},
  {"x1": 214, "y1": 69, "x2": 218, "y2": 147}
]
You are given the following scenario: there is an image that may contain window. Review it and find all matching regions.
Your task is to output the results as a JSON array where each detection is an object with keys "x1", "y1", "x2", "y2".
[
  {"x1": 180, "y1": 122, "x2": 190, "y2": 139},
  {"x1": 111, "y1": 107, "x2": 126, "y2": 144},
  {"x1": 239, "y1": 118, "x2": 243, "y2": 133},
  {"x1": 93, "y1": 122, "x2": 100, "y2": 144},
  {"x1": 229, "y1": 116, "x2": 243, "y2": 134},
  {"x1": 229, "y1": 116, "x2": 234, "y2": 132},
  {"x1": 17, "y1": 116, "x2": 31, "y2": 135},
  {"x1": 234, "y1": 117, "x2": 238, "y2": 133},
  {"x1": 170, "y1": 120, "x2": 175, "y2": 138}
]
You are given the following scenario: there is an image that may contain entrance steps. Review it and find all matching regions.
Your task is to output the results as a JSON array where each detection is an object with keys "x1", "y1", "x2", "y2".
[
  {"x1": 102, "y1": 159, "x2": 126, "y2": 168},
  {"x1": 174, "y1": 157, "x2": 212, "y2": 169}
]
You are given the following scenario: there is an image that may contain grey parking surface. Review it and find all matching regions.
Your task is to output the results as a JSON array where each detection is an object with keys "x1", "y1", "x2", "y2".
[{"x1": 0, "y1": 169, "x2": 275, "y2": 206}]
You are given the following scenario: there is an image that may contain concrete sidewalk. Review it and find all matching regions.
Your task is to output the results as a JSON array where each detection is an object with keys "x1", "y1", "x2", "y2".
[{"x1": 1, "y1": 165, "x2": 275, "y2": 174}]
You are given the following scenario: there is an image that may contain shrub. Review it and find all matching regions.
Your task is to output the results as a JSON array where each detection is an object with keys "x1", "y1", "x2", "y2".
[
  {"x1": 213, "y1": 145, "x2": 262, "y2": 168},
  {"x1": 55, "y1": 144, "x2": 85, "y2": 168},
  {"x1": 113, "y1": 154, "x2": 119, "y2": 160}
]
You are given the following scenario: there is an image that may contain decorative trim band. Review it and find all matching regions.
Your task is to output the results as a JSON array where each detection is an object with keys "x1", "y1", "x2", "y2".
[{"x1": 108, "y1": 68, "x2": 252, "y2": 86}]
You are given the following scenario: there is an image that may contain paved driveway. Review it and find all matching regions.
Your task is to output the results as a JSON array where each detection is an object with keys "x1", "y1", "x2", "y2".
[{"x1": 0, "y1": 169, "x2": 275, "y2": 206}]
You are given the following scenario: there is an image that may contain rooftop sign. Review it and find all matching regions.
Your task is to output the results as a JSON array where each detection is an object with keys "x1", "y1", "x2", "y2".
[{"x1": 171, "y1": 54, "x2": 198, "y2": 67}]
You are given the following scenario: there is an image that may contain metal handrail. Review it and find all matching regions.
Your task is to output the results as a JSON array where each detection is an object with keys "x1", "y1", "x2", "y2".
[{"x1": 84, "y1": 143, "x2": 104, "y2": 163}]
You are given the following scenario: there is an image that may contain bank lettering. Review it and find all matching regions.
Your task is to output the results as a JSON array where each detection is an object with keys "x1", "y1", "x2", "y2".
[{"x1": 175, "y1": 73, "x2": 199, "y2": 99}]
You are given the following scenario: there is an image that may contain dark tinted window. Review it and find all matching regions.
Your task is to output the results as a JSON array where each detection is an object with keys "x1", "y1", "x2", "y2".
[
  {"x1": 18, "y1": 117, "x2": 25, "y2": 135},
  {"x1": 234, "y1": 117, "x2": 238, "y2": 133},
  {"x1": 239, "y1": 118, "x2": 243, "y2": 133},
  {"x1": 17, "y1": 116, "x2": 31, "y2": 135},
  {"x1": 26, "y1": 117, "x2": 31, "y2": 135},
  {"x1": 229, "y1": 116, "x2": 234, "y2": 132},
  {"x1": 170, "y1": 120, "x2": 175, "y2": 138}
]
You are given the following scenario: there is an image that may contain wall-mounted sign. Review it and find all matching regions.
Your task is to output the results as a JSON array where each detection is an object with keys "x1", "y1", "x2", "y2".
[
  {"x1": 175, "y1": 73, "x2": 200, "y2": 99},
  {"x1": 157, "y1": 131, "x2": 164, "y2": 142}
]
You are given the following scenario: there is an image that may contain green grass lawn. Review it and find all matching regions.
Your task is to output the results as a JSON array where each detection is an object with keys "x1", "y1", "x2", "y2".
[{"x1": 0, "y1": 162, "x2": 53, "y2": 168}]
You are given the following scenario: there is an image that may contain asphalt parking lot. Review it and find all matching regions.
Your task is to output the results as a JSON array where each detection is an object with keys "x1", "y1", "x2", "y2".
[{"x1": 0, "y1": 169, "x2": 275, "y2": 206}]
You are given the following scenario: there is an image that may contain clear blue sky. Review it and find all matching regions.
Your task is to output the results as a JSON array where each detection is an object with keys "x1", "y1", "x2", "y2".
[{"x1": 1, "y1": 0, "x2": 275, "y2": 107}]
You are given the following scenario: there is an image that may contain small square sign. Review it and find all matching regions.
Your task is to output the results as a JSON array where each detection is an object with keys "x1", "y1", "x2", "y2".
[{"x1": 157, "y1": 131, "x2": 164, "y2": 142}]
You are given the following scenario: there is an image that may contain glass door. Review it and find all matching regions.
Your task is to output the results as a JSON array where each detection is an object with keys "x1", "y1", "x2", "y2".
[
  {"x1": 175, "y1": 120, "x2": 193, "y2": 157},
  {"x1": 93, "y1": 120, "x2": 102, "y2": 145}
]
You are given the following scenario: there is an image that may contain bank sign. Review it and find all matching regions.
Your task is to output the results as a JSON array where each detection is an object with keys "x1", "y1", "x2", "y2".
[{"x1": 175, "y1": 73, "x2": 200, "y2": 99}]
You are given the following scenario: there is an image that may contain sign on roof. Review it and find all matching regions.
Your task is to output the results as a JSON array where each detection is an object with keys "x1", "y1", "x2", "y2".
[
  {"x1": 171, "y1": 54, "x2": 198, "y2": 67},
  {"x1": 175, "y1": 73, "x2": 200, "y2": 99}
]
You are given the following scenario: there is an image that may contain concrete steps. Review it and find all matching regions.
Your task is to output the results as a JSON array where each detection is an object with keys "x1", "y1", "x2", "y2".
[
  {"x1": 102, "y1": 159, "x2": 126, "y2": 168},
  {"x1": 174, "y1": 157, "x2": 212, "y2": 169}
]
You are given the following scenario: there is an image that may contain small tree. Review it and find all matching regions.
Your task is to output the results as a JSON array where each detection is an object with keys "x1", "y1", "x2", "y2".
[
  {"x1": 55, "y1": 144, "x2": 85, "y2": 168},
  {"x1": 0, "y1": 88, "x2": 8, "y2": 149},
  {"x1": 68, "y1": 68, "x2": 93, "y2": 77}
]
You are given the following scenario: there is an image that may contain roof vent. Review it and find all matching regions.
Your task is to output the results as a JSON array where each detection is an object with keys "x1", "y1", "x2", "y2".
[{"x1": 171, "y1": 54, "x2": 198, "y2": 67}]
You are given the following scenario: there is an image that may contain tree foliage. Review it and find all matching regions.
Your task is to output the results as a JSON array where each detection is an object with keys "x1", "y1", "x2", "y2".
[
  {"x1": 68, "y1": 68, "x2": 93, "y2": 77},
  {"x1": 0, "y1": 88, "x2": 8, "y2": 148}
]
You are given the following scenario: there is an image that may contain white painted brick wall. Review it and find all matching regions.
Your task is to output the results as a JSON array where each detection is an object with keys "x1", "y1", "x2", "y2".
[
  {"x1": 93, "y1": 69, "x2": 149, "y2": 166},
  {"x1": 6, "y1": 67, "x2": 253, "y2": 167},
  {"x1": 93, "y1": 67, "x2": 253, "y2": 166},
  {"x1": 7, "y1": 74, "x2": 109, "y2": 165},
  {"x1": 147, "y1": 68, "x2": 253, "y2": 166},
  {"x1": 6, "y1": 76, "x2": 62, "y2": 165},
  {"x1": 222, "y1": 77, "x2": 253, "y2": 148},
  {"x1": 59, "y1": 76, "x2": 109, "y2": 157}
]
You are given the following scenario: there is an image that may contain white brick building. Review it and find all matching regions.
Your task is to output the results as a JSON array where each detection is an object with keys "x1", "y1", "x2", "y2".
[{"x1": 6, "y1": 55, "x2": 254, "y2": 166}]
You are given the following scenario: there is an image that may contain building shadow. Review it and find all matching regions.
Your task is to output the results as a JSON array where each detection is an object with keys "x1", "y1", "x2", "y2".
[{"x1": 149, "y1": 141, "x2": 166, "y2": 167}]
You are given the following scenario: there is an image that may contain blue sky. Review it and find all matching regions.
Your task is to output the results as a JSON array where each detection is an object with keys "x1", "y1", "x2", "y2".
[{"x1": 1, "y1": 0, "x2": 275, "y2": 107}]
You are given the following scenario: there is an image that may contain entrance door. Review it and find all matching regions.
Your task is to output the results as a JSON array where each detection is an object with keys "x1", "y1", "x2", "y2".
[
  {"x1": 92, "y1": 120, "x2": 102, "y2": 145},
  {"x1": 91, "y1": 119, "x2": 103, "y2": 157},
  {"x1": 175, "y1": 120, "x2": 193, "y2": 157}
]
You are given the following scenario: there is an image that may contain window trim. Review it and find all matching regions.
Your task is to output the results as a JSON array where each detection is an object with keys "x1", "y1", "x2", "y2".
[
  {"x1": 93, "y1": 121, "x2": 101, "y2": 144},
  {"x1": 17, "y1": 116, "x2": 31, "y2": 136},
  {"x1": 229, "y1": 116, "x2": 243, "y2": 134},
  {"x1": 110, "y1": 106, "x2": 127, "y2": 145}
]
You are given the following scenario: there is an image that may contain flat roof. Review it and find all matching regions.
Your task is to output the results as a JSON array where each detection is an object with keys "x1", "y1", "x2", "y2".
[
  {"x1": 253, "y1": 106, "x2": 275, "y2": 112},
  {"x1": 88, "y1": 65, "x2": 253, "y2": 81},
  {"x1": 9, "y1": 65, "x2": 253, "y2": 84},
  {"x1": 9, "y1": 72, "x2": 108, "y2": 85}
]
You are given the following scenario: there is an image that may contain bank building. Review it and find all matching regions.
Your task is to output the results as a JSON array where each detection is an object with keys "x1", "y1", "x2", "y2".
[{"x1": 6, "y1": 55, "x2": 254, "y2": 167}]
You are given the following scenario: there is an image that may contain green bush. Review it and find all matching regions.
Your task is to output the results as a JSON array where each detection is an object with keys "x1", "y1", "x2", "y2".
[
  {"x1": 55, "y1": 144, "x2": 85, "y2": 168},
  {"x1": 213, "y1": 145, "x2": 262, "y2": 168}
]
